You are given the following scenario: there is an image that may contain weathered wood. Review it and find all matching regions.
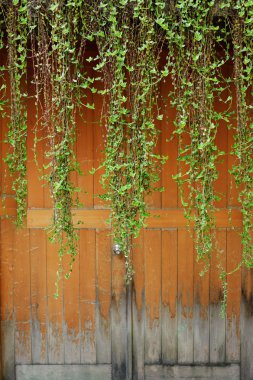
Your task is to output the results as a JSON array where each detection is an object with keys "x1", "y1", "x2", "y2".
[
  {"x1": 46, "y1": 239, "x2": 64, "y2": 364},
  {"x1": 26, "y1": 208, "x2": 243, "y2": 229},
  {"x1": 209, "y1": 230, "x2": 226, "y2": 364},
  {"x1": 16, "y1": 364, "x2": 112, "y2": 380},
  {"x1": 126, "y1": 284, "x2": 133, "y2": 380},
  {"x1": 161, "y1": 229, "x2": 178, "y2": 364},
  {"x1": 30, "y1": 230, "x2": 47, "y2": 364},
  {"x1": 14, "y1": 228, "x2": 32, "y2": 364},
  {"x1": 193, "y1": 235, "x2": 209, "y2": 364},
  {"x1": 177, "y1": 230, "x2": 194, "y2": 364},
  {"x1": 226, "y1": 230, "x2": 241, "y2": 363},
  {"x1": 144, "y1": 364, "x2": 240, "y2": 380},
  {"x1": 241, "y1": 267, "x2": 253, "y2": 380},
  {"x1": 79, "y1": 230, "x2": 96, "y2": 364},
  {"x1": 111, "y1": 250, "x2": 127, "y2": 379},
  {"x1": 144, "y1": 229, "x2": 162, "y2": 363},
  {"x1": 63, "y1": 232, "x2": 80, "y2": 364},
  {"x1": 1, "y1": 320, "x2": 15, "y2": 380},
  {"x1": 132, "y1": 231, "x2": 145, "y2": 380},
  {"x1": 1, "y1": 219, "x2": 15, "y2": 380},
  {"x1": 96, "y1": 230, "x2": 111, "y2": 364}
]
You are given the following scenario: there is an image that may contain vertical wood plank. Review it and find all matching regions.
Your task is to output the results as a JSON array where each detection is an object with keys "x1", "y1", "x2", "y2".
[
  {"x1": 214, "y1": 103, "x2": 228, "y2": 209},
  {"x1": 145, "y1": 89, "x2": 162, "y2": 209},
  {"x1": 1, "y1": 58, "x2": 13, "y2": 196},
  {"x1": 177, "y1": 133, "x2": 191, "y2": 209},
  {"x1": 161, "y1": 229, "x2": 178, "y2": 364},
  {"x1": 177, "y1": 229, "x2": 194, "y2": 363},
  {"x1": 76, "y1": 80, "x2": 94, "y2": 208},
  {"x1": 1, "y1": 219, "x2": 15, "y2": 380},
  {"x1": 46, "y1": 239, "x2": 64, "y2": 364},
  {"x1": 209, "y1": 230, "x2": 226, "y2": 363},
  {"x1": 144, "y1": 229, "x2": 161, "y2": 363},
  {"x1": 63, "y1": 234, "x2": 80, "y2": 364},
  {"x1": 241, "y1": 267, "x2": 253, "y2": 380},
  {"x1": 193, "y1": 240, "x2": 210, "y2": 364},
  {"x1": 96, "y1": 229, "x2": 111, "y2": 364},
  {"x1": 30, "y1": 230, "x2": 47, "y2": 364},
  {"x1": 93, "y1": 83, "x2": 106, "y2": 209},
  {"x1": 14, "y1": 229, "x2": 32, "y2": 364},
  {"x1": 227, "y1": 127, "x2": 240, "y2": 208},
  {"x1": 79, "y1": 230, "x2": 96, "y2": 364},
  {"x1": 161, "y1": 81, "x2": 178, "y2": 209},
  {"x1": 27, "y1": 65, "x2": 44, "y2": 209},
  {"x1": 111, "y1": 248, "x2": 127, "y2": 379},
  {"x1": 132, "y1": 231, "x2": 145, "y2": 380},
  {"x1": 226, "y1": 229, "x2": 241, "y2": 363}
]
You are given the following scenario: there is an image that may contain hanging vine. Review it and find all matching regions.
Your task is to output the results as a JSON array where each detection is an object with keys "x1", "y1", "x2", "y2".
[
  {"x1": 0, "y1": 1, "x2": 253, "y2": 297},
  {"x1": 231, "y1": 1, "x2": 253, "y2": 268},
  {"x1": 28, "y1": 0, "x2": 95, "y2": 295},
  {"x1": 91, "y1": 0, "x2": 166, "y2": 281},
  {"x1": 156, "y1": 1, "x2": 232, "y2": 269},
  {"x1": 4, "y1": 0, "x2": 28, "y2": 226}
]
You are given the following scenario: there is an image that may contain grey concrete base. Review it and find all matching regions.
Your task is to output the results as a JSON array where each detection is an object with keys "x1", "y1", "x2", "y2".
[
  {"x1": 145, "y1": 364, "x2": 240, "y2": 380},
  {"x1": 16, "y1": 364, "x2": 111, "y2": 380}
]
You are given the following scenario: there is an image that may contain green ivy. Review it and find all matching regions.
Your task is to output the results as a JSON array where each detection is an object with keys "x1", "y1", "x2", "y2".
[
  {"x1": 231, "y1": 1, "x2": 253, "y2": 268},
  {"x1": 0, "y1": 0, "x2": 253, "y2": 303},
  {"x1": 91, "y1": 0, "x2": 167, "y2": 281},
  {"x1": 4, "y1": 0, "x2": 28, "y2": 227}
]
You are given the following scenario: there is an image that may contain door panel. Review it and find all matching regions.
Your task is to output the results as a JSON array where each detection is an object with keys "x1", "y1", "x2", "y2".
[{"x1": 1, "y1": 55, "x2": 253, "y2": 380}]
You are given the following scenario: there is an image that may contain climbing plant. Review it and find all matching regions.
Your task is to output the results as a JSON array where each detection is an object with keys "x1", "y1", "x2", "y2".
[
  {"x1": 3, "y1": 0, "x2": 28, "y2": 227},
  {"x1": 90, "y1": 0, "x2": 167, "y2": 281},
  {"x1": 0, "y1": 0, "x2": 253, "y2": 298},
  {"x1": 156, "y1": 0, "x2": 233, "y2": 269},
  {"x1": 231, "y1": 2, "x2": 253, "y2": 270}
]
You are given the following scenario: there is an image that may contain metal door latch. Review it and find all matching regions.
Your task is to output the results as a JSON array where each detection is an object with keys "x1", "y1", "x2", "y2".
[{"x1": 112, "y1": 244, "x2": 122, "y2": 255}]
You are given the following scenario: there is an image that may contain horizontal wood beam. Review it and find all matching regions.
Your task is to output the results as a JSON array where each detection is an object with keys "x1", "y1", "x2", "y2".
[{"x1": 27, "y1": 208, "x2": 243, "y2": 229}]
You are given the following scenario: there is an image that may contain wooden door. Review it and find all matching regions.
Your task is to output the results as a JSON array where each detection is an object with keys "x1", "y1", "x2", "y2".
[{"x1": 1, "y1": 60, "x2": 253, "y2": 380}]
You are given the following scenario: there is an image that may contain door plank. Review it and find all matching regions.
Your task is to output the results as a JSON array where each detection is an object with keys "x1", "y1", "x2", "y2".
[
  {"x1": 16, "y1": 364, "x2": 112, "y2": 380},
  {"x1": 96, "y1": 229, "x2": 111, "y2": 364},
  {"x1": 144, "y1": 364, "x2": 240, "y2": 379},
  {"x1": 111, "y1": 248, "x2": 127, "y2": 379},
  {"x1": 1, "y1": 219, "x2": 15, "y2": 380},
  {"x1": 132, "y1": 231, "x2": 145, "y2": 380},
  {"x1": 161, "y1": 80, "x2": 178, "y2": 209},
  {"x1": 226, "y1": 230, "x2": 241, "y2": 363},
  {"x1": 241, "y1": 267, "x2": 253, "y2": 380},
  {"x1": 79, "y1": 230, "x2": 96, "y2": 364},
  {"x1": 30, "y1": 230, "x2": 47, "y2": 364},
  {"x1": 14, "y1": 228, "x2": 32, "y2": 364},
  {"x1": 209, "y1": 230, "x2": 226, "y2": 363},
  {"x1": 27, "y1": 208, "x2": 243, "y2": 229},
  {"x1": 177, "y1": 229, "x2": 194, "y2": 363},
  {"x1": 63, "y1": 233, "x2": 80, "y2": 364},
  {"x1": 144, "y1": 229, "x2": 162, "y2": 363},
  {"x1": 76, "y1": 66, "x2": 94, "y2": 208},
  {"x1": 46, "y1": 239, "x2": 64, "y2": 364},
  {"x1": 161, "y1": 229, "x2": 178, "y2": 363},
  {"x1": 193, "y1": 236, "x2": 210, "y2": 364}
]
